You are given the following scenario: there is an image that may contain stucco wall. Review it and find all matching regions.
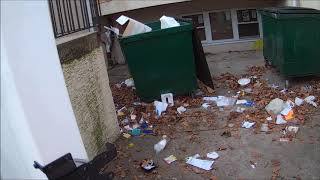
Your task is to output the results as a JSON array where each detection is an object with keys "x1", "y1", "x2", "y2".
[{"x1": 57, "y1": 33, "x2": 120, "y2": 159}]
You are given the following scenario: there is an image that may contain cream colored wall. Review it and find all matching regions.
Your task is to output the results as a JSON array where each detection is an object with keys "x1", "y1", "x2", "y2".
[
  {"x1": 284, "y1": 0, "x2": 320, "y2": 9},
  {"x1": 100, "y1": 0, "x2": 191, "y2": 15},
  {"x1": 301, "y1": 1, "x2": 320, "y2": 9},
  {"x1": 57, "y1": 33, "x2": 120, "y2": 159}
]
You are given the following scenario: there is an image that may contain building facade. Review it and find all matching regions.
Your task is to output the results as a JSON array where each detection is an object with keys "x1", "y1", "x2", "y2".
[{"x1": 100, "y1": 0, "x2": 281, "y2": 53}]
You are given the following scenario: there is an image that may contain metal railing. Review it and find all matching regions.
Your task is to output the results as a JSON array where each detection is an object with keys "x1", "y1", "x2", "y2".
[{"x1": 48, "y1": 0, "x2": 101, "y2": 38}]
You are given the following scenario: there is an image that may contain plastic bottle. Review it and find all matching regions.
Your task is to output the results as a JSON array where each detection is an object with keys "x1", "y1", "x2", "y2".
[{"x1": 154, "y1": 135, "x2": 167, "y2": 154}]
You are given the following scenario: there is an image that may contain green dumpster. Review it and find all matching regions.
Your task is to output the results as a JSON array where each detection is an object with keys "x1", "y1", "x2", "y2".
[
  {"x1": 259, "y1": 7, "x2": 320, "y2": 77},
  {"x1": 119, "y1": 21, "x2": 197, "y2": 102}
]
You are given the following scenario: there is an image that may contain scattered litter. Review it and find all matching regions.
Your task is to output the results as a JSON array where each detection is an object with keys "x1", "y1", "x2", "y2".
[
  {"x1": 132, "y1": 124, "x2": 140, "y2": 129},
  {"x1": 164, "y1": 155, "x2": 177, "y2": 164},
  {"x1": 244, "y1": 88, "x2": 253, "y2": 93},
  {"x1": 140, "y1": 121, "x2": 148, "y2": 129},
  {"x1": 265, "y1": 98, "x2": 285, "y2": 115},
  {"x1": 140, "y1": 159, "x2": 156, "y2": 172},
  {"x1": 131, "y1": 128, "x2": 141, "y2": 136},
  {"x1": 186, "y1": 154, "x2": 214, "y2": 171},
  {"x1": 280, "y1": 89, "x2": 287, "y2": 93},
  {"x1": 177, "y1": 106, "x2": 187, "y2": 114},
  {"x1": 154, "y1": 101, "x2": 168, "y2": 116},
  {"x1": 280, "y1": 106, "x2": 292, "y2": 116},
  {"x1": 271, "y1": 84, "x2": 279, "y2": 89},
  {"x1": 203, "y1": 97, "x2": 218, "y2": 102},
  {"x1": 279, "y1": 138, "x2": 290, "y2": 142},
  {"x1": 142, "y1": 129, "x2": 154, "y2": 135},
  {"x1": 221, "y1": 131, "x2": 231, "y2": 137},
  {"x1": 154, "y1": 135, "x2": 167, "y2": 154},
  {"x1": 286, "y1": 100, "x2": 295, "y2": 108},
  {"x1": 266, "y1": 116, "x2": 273, "y2": 121},
  {"x1": 238, "y1": 78, "x2": 251, "y2": 86},
  {"x1": 202, "y1": 103, "x2": 210, "y2": 109},
  {"x1": 286, "y1": 126, "x2": 299, "y2": 134},
  {"x1": 117, "y1": 111, "x2": 125, "y2": 116},
  {"x1": 161, "y1": 93, "x2": 174, "y2": 106},
  {"x1": 206, "y1": 152, "x2": 219, "y2": 159},
  {"x1": 133, "y1": 102, "x2": 142, "y2": 106},
  {"x1": 216, "y1": 146, "x2": 227, "y2": 151},
  {"x1": 117, "y1": 106, "x2": 127, "y2": 114},
  {"x1": 124, "y1": 78, "x2": 135, "y2": 87},
  {"x1": 130, "y1": 114, "x2": 137, "y2": 120},
  {"x1": 160, "y1": 15, "x2": 180, "y2": 29},
  {"x1": 124, "y1": 125, "x2": 133, "y2": 131},
  {"x1": 304, "y1": 96, "x2": 317, "y2": 107},
  {"x1": 244, "y1": 100, "x2": 254, "y2": 107},
  {"x1": 115, "y1": 83, "x2": 122, "y2": 88},
  {"x1": 195, "y1": 89, "x2": 204, "y2": 96},
  {"x1": 228, "y1": 123, "x2": 235, "y2": 128},
  {"x1": 236, "y1": 107, "x2": 246, "y2": 113},
  {"x1": 128, "y1": 143, "x2": 134, "y2": 148},
  {"x1": 250, "y1": 161, "x2": 257, "y2": 169},
  {"x1": 260, "y1": 123, "x2": 269, "y2": 132},
  {"x1": 123, "y1": 133, "x2": 131, "y2": 139},
  {"x1": 284, "y1": 110, "x2": 294, "y2": 121},
  {"x1": 215, "y1": 96, "x2": 236, "y2": 107},
  {"x1": 295, "y1": 97, "x2": 304, "y2": 106},
  {"x1": 116, "y1": 15, "x2": 152, "y2": 37},
  {"x1": 242, "y1": 121, "x2": 255, "y2": 129},
  {"x1": 276, "y1": 115, "x2": 287, "y2": 125},
  {"x1": 121, "y1": 118, "x2": 129, "y2": 125},
  {"x1": 236, "y1": 99, "x2": 247, "y2": 105}
]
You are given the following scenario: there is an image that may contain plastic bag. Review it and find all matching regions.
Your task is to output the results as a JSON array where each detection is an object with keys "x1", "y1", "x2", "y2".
[{"x1": 160, "y1": 15, "x2": 180, "y2": 29}]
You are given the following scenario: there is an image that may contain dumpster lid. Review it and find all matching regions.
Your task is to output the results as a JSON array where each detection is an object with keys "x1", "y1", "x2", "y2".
[{"x1": 261, "y1": 7, "x2": 320, "y2": 14}]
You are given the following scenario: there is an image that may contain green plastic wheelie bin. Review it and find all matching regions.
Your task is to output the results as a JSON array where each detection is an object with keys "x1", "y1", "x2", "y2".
[
  {"x1": 259, "y1": 7, "x2": 320, "y2": 81},
  {"x1": 119, "y1": 21, "x2": 197, "y2": 102}
]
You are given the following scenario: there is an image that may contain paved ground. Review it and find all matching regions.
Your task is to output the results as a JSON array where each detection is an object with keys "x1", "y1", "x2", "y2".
[{"x1": 107, "y1": 51, "x2": 320, "y2": 180}]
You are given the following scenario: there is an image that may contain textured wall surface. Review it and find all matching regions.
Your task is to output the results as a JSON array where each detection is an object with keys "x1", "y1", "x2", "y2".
[{"x1": 58, "y1": 35, "x2": 120, "y2": 159}]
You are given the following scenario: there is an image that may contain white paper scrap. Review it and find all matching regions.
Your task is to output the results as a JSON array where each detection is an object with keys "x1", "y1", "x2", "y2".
[
  {"x1": 295, "y1": 97, "x2": 304, "y2": 106},
  {"x1": 186, "y1": 154, "x2": 214, "y2": 171},
  {"x1": 236, "y1": 100, "x2": 248, "y2": 105},
  {"x1": 203, "y1": 97, "x2": 218, "y2": 102},
  {"x1": 177, "y1": 106, "x2": 187, "y2": 114},
  {"x1": 202, "y1": 103, "x2": 210, "y2": 109},
  {"x1": 276, "y1": 115, "x2": 287, "y2": 124},
  {"x1": 154, "y1": 101, "x2": 168, "y2": 116},
  {"x1": 280, "y1": 107, "x2": 292, "y2": 116},
  {"x1": 206, "y1": 152, "x2": 219, "y2": 159},
  {"x1": 116, "y1": 15, "x2": 130, "y2": 25},
  {"x1": 242, "y1": 121, "x2": 255, "y2": 129}
]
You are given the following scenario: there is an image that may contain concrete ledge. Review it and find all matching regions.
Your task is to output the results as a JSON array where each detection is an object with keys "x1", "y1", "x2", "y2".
[
  {"x1": 56, "y1": 31, "x2": 99, "y2": 63},
  {"x1": 203, "y1": 40, "x2": 259, "y2": 54}
]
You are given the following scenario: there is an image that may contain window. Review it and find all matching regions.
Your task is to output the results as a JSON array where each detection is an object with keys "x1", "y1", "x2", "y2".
[
  {"x1": 209, "y1": 11, "x2": 233, "y2": 40},
  {"x1": 182, "y1": 14, "x2": 206, "y2": 41},
  {"x1": 237, "y1": 9, "x2": 260, "y2": 39},
  {"x1": 180, "y1": 8, "x2": 261, "y2": 43}
]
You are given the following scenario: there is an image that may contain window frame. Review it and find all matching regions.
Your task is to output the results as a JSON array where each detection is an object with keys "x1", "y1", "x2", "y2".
[
  {"x1": 180, "y1": 12, "x2": 208, "y2": 43},
  {"x1": 180, "y1": 8, "x2": 263, "y2": 45},
  {"x1": 235, "y1": 8, "x2": 261, "y2": 40}
]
